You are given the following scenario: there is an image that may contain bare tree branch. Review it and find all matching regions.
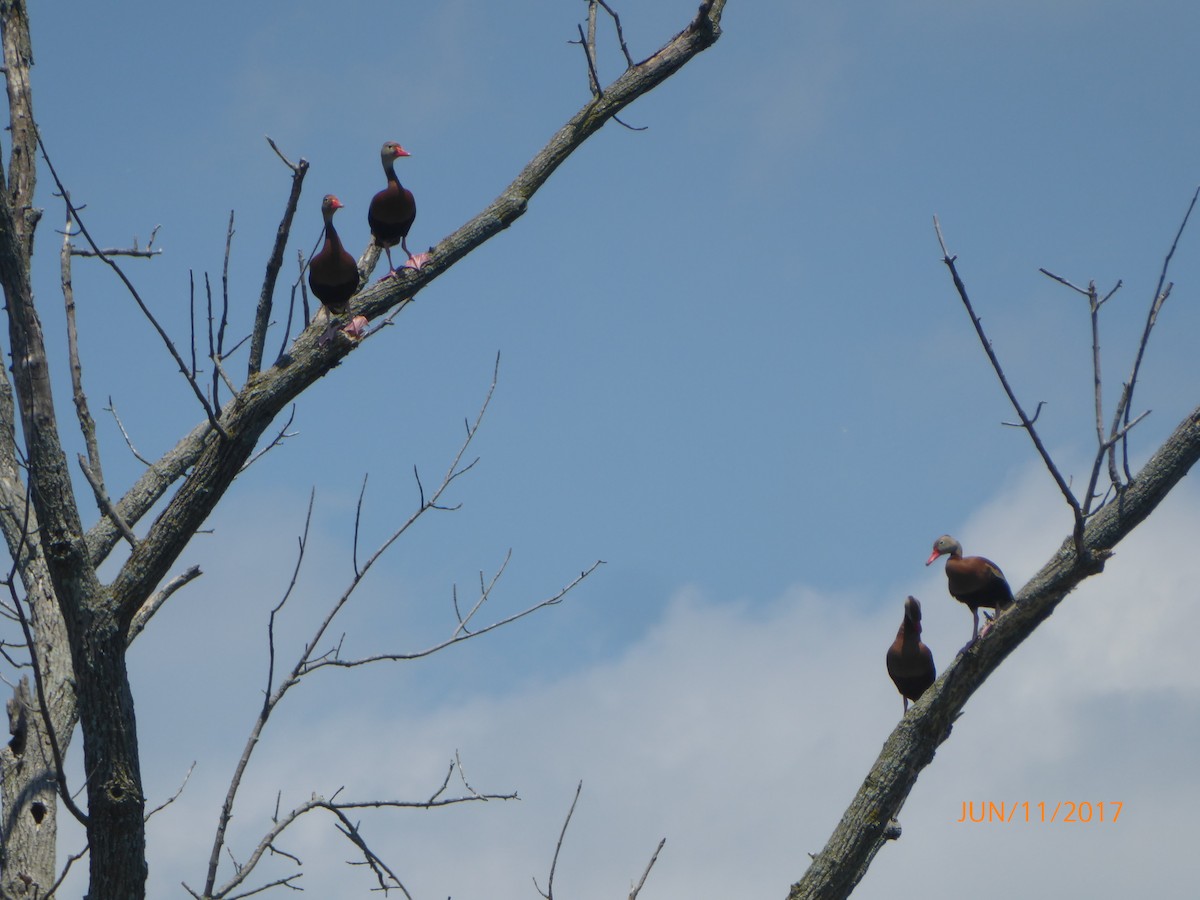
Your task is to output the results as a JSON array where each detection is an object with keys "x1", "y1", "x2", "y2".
[
  {"x1": 104, "y1": 0, "x2": 726, "y2": 630},
  {"x1": 239, "y1": 404, "x2": 298, "y2": 473},
  {"x1": 1113, "y1": 184, "x2": 1198, "y2": 479},
  {"x1": 60, "y1": 202, "x2": 104, "y2": 480},
  {"x1": 145, "y1": 761, "x2": 196, "y2": 821},
  {"x1": 788, "y1": 402, "x2": 1200, "y2": 900},
  {"x1": 126, "y1": 565, "x2": 202, "y2": 645},
  {"x1": 203, "y1": 782, "x2": 516, "y2": 899},
  {"x1": 70, "y1": 223, "x2": 161, "y2": 258},
  {"x1": 535, "y1": 781, "x2": 583, "y2": 900},
  {"x1": 595, "y1": 0, "x2": 637, "y2": 67},
  {"x1": 934, "y1": 217, "x2": 1086, "y2": 551},
  {"x1": 308, "y1": 559, "x2": 602, "y2": 673},
  {"x1": 629, "y1": 838, "x2": 666, "y2": 900},
  {"x1": 36, "y1": 134, "x2": 228, "y2": 439},
  {"x1": 249, "y1": 139, "x2": 309, "y2": 376},
  {"x1": 77, "y1": 453, "x2": 136, "y2": 549}
]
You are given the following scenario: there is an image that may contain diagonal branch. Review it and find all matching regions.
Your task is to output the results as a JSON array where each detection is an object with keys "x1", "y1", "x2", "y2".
[
  {"x1": 106, "y1": 0, "x2": 726, "y2": 628},
  {"x1": 935, "y1": 217, "x2": 1085, "y2": 550},
  {"x1": 535, "y1": 781, "x2": 583, "y2": 900},
  {"x1": 1112, "y1": 184, "x2": 1198, "y2": 480},
  {"x1": 629, "y1": 838, "x2": 667, "y2": 900},
  {"x1": 36, "y1": 135, "x2": 227, "y2": 438},
  {"x1": 788, "y1": 401, "x2": 1200, "y2": 900}
]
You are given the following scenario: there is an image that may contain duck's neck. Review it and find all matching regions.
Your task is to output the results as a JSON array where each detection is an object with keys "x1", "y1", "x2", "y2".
[{"x1": 322, "y1": 215, "x2": 342, "y2": 250}]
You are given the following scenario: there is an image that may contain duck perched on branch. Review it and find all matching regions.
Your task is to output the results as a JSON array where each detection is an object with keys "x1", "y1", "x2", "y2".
[
  {"x1": 369, "y1": 141, "x2": 428, "y2": 275},
  {"x1": 308, "y1": 194, "x2": 358, "y2": 314},
  {"x1": 926, "y1": 534, "x2": 1014, "y2": 643},
  {"x1": 886, "y1": 596, "x2": 936, "y2": 713}
]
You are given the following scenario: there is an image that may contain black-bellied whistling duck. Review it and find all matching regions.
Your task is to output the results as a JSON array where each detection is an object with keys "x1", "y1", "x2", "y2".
[
  {"x1": 886, "y1": 596, "x2": 936, "y2": 713},
  {"x1": 368, "y1": 141, "x2": 427, "y2": 276},
  {"x1": 926, "y1": 534, "x2": 1014, "y2": 643},
  {"x1": 308, "y1": 194, "x2": 359, "y2": 315}
]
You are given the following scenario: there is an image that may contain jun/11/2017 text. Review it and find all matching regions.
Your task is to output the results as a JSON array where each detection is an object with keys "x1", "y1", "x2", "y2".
[{"x1": 956, "y1": 801, "x2": 1123, "y2": 824}]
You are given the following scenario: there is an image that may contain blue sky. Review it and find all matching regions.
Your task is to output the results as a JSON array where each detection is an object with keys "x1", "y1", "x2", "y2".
[{"x1": 17, "y1": 0, "x2": 1200, "y2": 896}]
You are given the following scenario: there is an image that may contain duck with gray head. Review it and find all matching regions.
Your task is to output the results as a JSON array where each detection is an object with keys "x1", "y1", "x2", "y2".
[{"x1": 926, "y1": 534, "x2": 1013, "y2": 644}]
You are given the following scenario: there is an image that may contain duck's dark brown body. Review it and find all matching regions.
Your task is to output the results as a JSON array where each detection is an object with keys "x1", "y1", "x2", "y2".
[
  {"x1": 308, "y1": 195, "x2": 359, "y2": 314},
  {"x1": 886, "y1": 596, "x2": 936, "y2": 712}
]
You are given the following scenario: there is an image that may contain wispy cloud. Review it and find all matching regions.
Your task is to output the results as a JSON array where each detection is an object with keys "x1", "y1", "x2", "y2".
[{"x1": 124, "y1": 467, "x2": 1200, "y2": 898}]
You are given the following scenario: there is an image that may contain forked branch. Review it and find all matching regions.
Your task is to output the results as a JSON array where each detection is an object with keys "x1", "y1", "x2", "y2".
[{"x1": 199, "y1": 362, "x2": 595, "y2": 898}]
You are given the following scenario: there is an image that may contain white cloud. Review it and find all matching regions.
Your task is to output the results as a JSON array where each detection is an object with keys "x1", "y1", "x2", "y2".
[{"x1": 86, "y1": 467, "x2": 1200, "y2": 898}]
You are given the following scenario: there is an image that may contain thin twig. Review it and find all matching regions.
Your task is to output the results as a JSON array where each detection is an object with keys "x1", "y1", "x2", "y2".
[
  {"x1": 1040, "y1": 268, "x2": 1114, "y2": 519},
  {"x1": 308, "y1": 559, "x2": 602, "y2": 672},
  {"x1": 1002, "y1": 400, "x2": 1044, "y2": 428},
  {"x1": 453, "y1": 548, "x2": 513, "y2": 639},
  {"x1": 77, "y1": 454, "x2": 137, "y2": 548},
  {"x1": 629, "y1": 838, "x2": 667, "y2": 900},
  {"x1": 60, "y1": 200, "x2": 104, "y2": 481},
  {"x1": 331, "y1": 807, "x2": 412, "y2": 898},
  {"x1": 239, "y1": 405, "x2": 298, "y2": 473},
  {"x1": 189, "y1": 269, "x2": 198, "y2": 378},
  {"x1": 583, "y1": 11, "x2": 600, "y2": 96},
  {"x1": 145, "y1": 761, "x2": 197, "y2": 821},
  {"x1": 44, "y1": 842, "x2": 90, "y2": 900},
  {"x1": 36, "y1": 133, "x2": 227, "y2": 438},
  {"x1": 266, "y1": 137, "x2": 300, "y2": 172},
  {"x1": 595, "y1": 0, "x2": 636, "y2": 67},
  {"x1": 1112, "y1": 184, "x2": 1199, "y2": 479},
  {"x1": 571, "y1": 8, "x2": 647, "y2": 131},
  {"x1": 935, "y1": 216, "x2": 1085, "y2": 552},
  {"x1": 213, "y1": 211, "x2": 235, "y2": 407},
  {"x1": 126, "y1": 565, "x2": 202, "y2": 645},
  {"x1": 535, "y1": 781, "x2": 583, "y2": 900},
  {"x1": 204, "y1": 493, "x2": 315, "y2": 897},
  {"x1": 104, "y1": 397, "x2": 152, "y2": 466},
  {"x1": 250, "y1": 138, "x2": 310, "y2": 375},
  {"x1": 353, "y1": 474, "x2": 368, "y2": 578}
]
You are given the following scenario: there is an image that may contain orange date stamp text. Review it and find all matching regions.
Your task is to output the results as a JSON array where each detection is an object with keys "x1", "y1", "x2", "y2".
[{"x1": 956, "y1": 801, "x2": 1123, "y2": 824}]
